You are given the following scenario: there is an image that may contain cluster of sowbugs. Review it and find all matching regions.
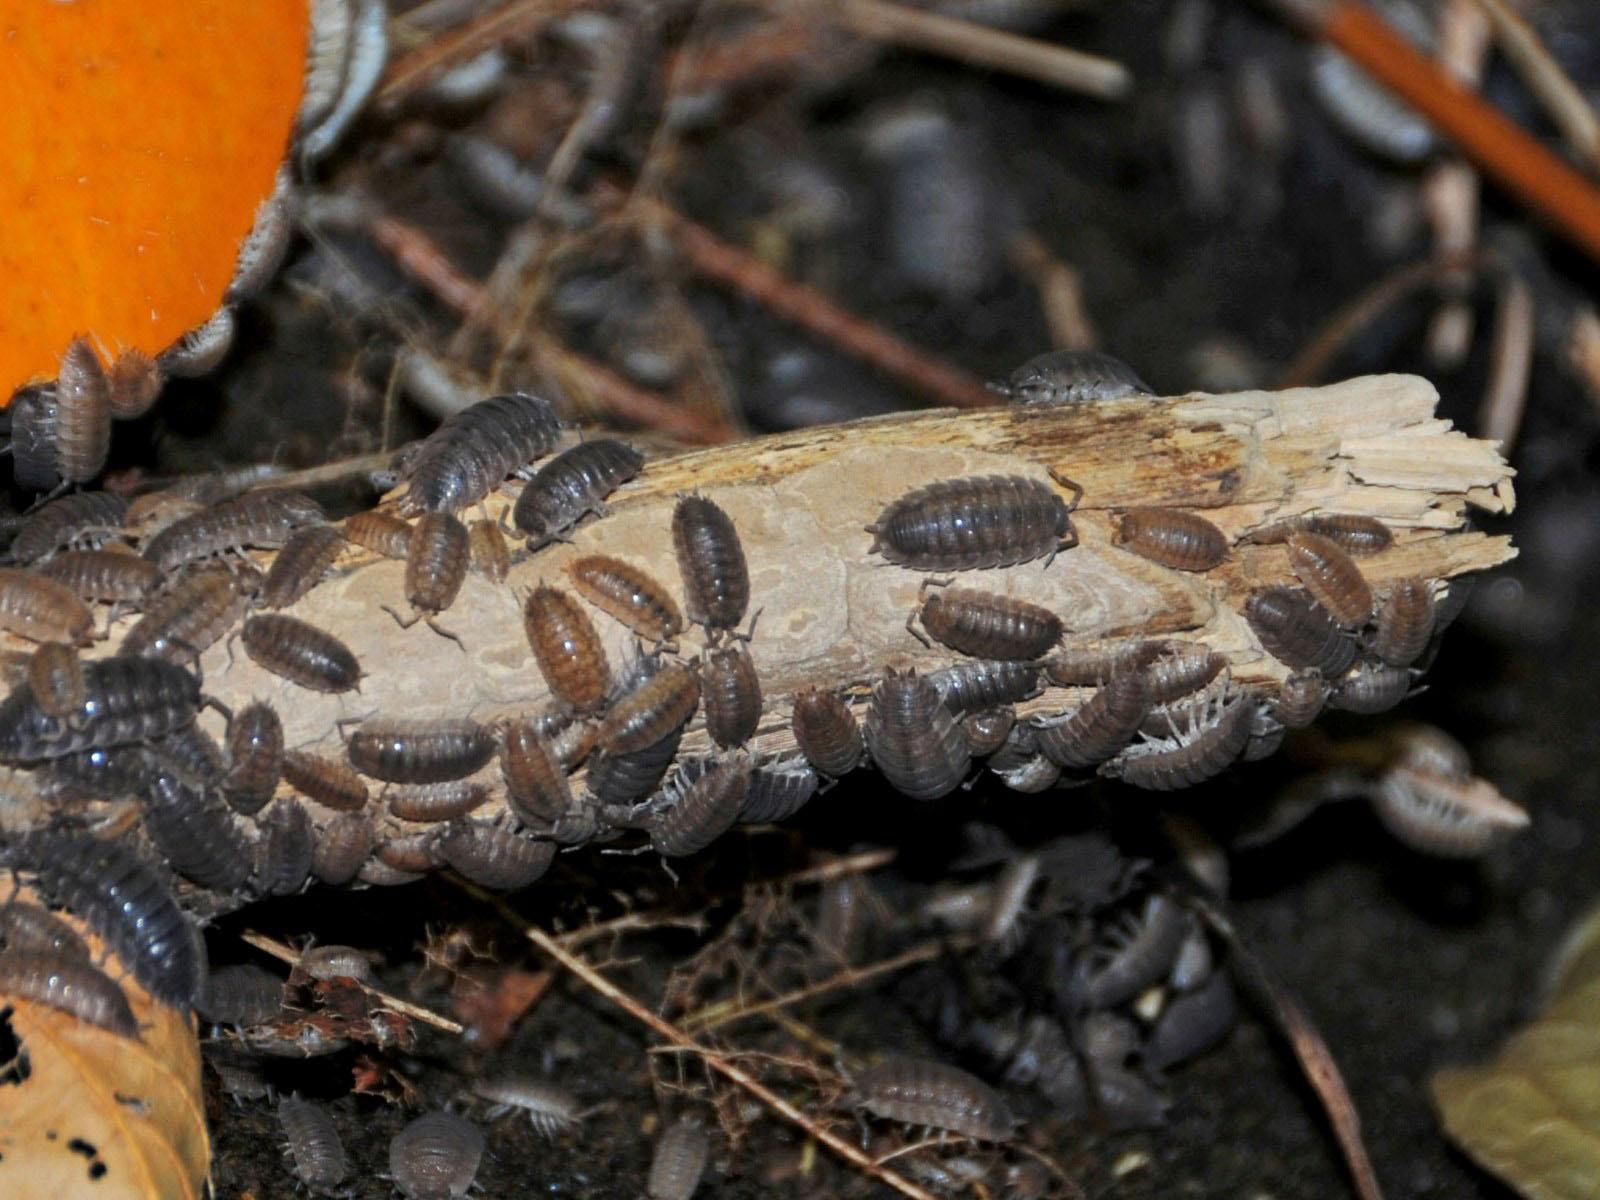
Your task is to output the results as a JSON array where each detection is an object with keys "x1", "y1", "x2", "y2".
[{"x1": 0, "y1": 359, "x2": 1489, "y2": 1197}]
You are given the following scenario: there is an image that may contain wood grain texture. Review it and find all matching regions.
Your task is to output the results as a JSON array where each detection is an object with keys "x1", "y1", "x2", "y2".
[{"x1": 6, "y1": 374, "x2": 1514, "y2": 869}]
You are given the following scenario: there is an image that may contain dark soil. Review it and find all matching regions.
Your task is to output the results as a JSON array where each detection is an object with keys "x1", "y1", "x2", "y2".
[{"x1": 79, "y1": 0, "x2": 1600, "y2": 1196}]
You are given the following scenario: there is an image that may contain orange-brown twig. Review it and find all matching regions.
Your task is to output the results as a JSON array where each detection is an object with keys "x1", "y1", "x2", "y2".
[
  {"x1": 1261, "y1": 0, "x2": 1600, "y2": 266},
  {"x1": 364, "y1": 213, "x2": 737, "y2": 445},
  {"x1": 379, "y1": 0, "x2": 591, "y2": 104},
  {"x1": 516, "y1": 918, "x2": 941, "y2": 1200},
  {"x1": 1191, "y1": 900, "x2": 1385, "y2": 1200},
  {"x1": 1280, "y1": 250, "x2": 1489, "y2": 387},
  {"x1": 241, "y1": 930, "x2": 466, "y2": 1035},
  {"x1": 615, "y1": 191, "x2": 998, "y2": 410}
]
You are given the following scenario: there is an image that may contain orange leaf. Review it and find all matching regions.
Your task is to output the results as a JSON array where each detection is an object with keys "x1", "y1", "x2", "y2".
[
  {"x1": 0, "y1": 1, "x2": 309, "y2": 397},
  {"x1": 0, "y1": 905, "x2": 208, "y2": 1200}
]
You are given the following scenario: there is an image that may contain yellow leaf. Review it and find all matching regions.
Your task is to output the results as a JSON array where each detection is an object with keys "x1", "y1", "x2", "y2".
[
  {"x1": 0, "y1": 911, "x2": 208, "y2": 1200},
  {"x1": 1433, "y1": 904, "x2": 1600, "y2": 1200}
]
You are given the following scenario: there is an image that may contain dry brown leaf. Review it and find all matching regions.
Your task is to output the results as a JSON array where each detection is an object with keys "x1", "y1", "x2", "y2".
[
  {"x1": 0, "y1": 904, "x2": 208, "y2": 1200},
  {"x1": 1433, "y1": 903, "x2": 1600, "y2": 1199}
]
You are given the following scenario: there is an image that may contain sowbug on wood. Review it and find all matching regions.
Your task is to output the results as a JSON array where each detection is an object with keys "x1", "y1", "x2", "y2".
[{"x1": 867, "y1": 472, "x2": 1081, "y2": 571}]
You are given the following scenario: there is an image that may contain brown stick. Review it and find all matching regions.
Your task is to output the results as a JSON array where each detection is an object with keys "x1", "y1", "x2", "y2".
[
  {"x1": 1468, "y1": 0, "x2": 1600, "y2": 174},
  {"x1": 240, "y1": 930, "x2": 466, "y2": 1035},
  {"x1": 1191, "y1": 900, "x2": 1386, "y2": 1200},
  {"x1": 378, "y1": 0, "x2": 591, "y2": 104},
  {"x1": 515, "y1": 920, "x2": 942, "y2": 1200},
  {"x1": 1280, "y1": 251, "x2": 1489, "y2": 387},
  {"x1": 828, "y1": 0, "x2": 1132, "y2": 101},
  {"x1": 620, "y1": 190, "x2": 999, "y2": 410}
]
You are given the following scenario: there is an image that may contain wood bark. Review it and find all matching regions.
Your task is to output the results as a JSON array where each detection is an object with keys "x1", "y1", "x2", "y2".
[{"x1": 0, "y1": 374, "x2": 1517, "y2": 875}]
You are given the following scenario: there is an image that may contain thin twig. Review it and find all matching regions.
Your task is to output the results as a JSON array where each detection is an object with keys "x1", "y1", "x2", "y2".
[
  {"x1": 1479, "y1": 272, "x2": 1534, "y2": 452},
  {"x1": 1190, "y1": 899, "x2": 1386, "y2": 1200},
  {"x1": 828, "y1": 0, "x2": 1132, "y2": 101},
  {"x1": 240, "y1": 930, "x2": 466, "y2": 1035},
  {"x1": 363, "y1": 211, "x2": 737, "y2": 444},
  {"x1": 1256, "y1": 0, "x2": 1600, "y2": 265},
  {"x1": 1008, "y1": 232, "x2": 1098, "y2": 351},
  {"x1": 681, "y1": 938, "x2": 966, "y2": 1032},
  {"x1": 1279, "y1": 250, "x2": 1488, "y2": 387},
  {"x1": 514, "y1": 919, "x2": 942, "y2": 1200},
  {"x1": 610, "y1": 189, "x2": 998, "y2": 410},
  {"x1": 377, "y1": 0, "x2": 590, "y2": 104},
  {"x1": 1468, "y1": 0, "x2": 1600, "y2": 174}
]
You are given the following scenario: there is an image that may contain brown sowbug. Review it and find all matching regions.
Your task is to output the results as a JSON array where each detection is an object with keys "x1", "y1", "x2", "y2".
[
  {"x1": 120, "y1": 566, "x2": 259, "y2": 664},
  {"x1": 436, "y1": 821, "x2": 557, "y2": 889},
  {"x1": 198, "y1": 963, "x2": 285, "y2": 1026},
  {"x1": 261, "y1": 524, "x2": 346, "y2": 609},
  {"x1": 1286, "y1": 531, "x2": 1373, "y2": 628},
  {"x1": 1073, "y1": 892, "x2": 1189, "y2": 1008},
  {"x1": 389, "y1": 1111, "x2": 487, "y2": 1200},
  {"x1": 241, "y1": 613, "x2": 363, "y2": 694},
  {"x1": 1244, "y1": 586, "x2": 1355, "y2": 676},
  {"x1": 10, "y1": 491, "x2": 128, "y2": 564},
  {"x1": 300, "y1": 944, "x2": 373, "y2": 982},
  {"x1": 1035, "y1": 669, "x2": 1150, "y2": 770},
  {"x1": 701, "y1": 644, "x2": 762, "y2": 748},
  {"x1": 498, "y1": 718, "x2": 573, "y2": 827},
  {"x1": 597, "y1": 660, "x2": 701, "y2": 755},
  {"x1": 376, "y1": 831, "x2": 442, "y2": 874},
  {"x1": 224, "y1": 702, "x2": 284, "y2": 815},
  {"x1": 928, "y1": 659, "x2": 1041, "y2": 715},
  {"x1": 512, "y1": 438, "x2": 644, "y2": 547},
  {"x1": 0, "y1": 568, "x2": 94, "y2": 645},
  {"x1": 159, "y1": 307, "x2": 235, "y2": 378},
  {"x1": 13, "y1": 831, "x2": 207, "y2": 1007},
  {"x1": 253, "y1": 798, "x2": 314, "y2": 896},
  {"x1": 282, "y1": 749, "x2": 370, "y2": 812},
  {"x1": 647, "y1": 1118, "x2": 711, "y2": 1200},
  {"x1": 913, "y1": 583, "x2": 1062, "y2": 660},
  {"x1": 0, "y1": 950, "x2": 139, "y2": 1039},
  {"x1": 1106, "y1": 691, "x2": 1254, "y2": 791},
  {"x1": 38, "y1": 548, "x2": 162, "y2": 606},
  {"x1": 791, "y1": 689, "x2": 865, "y2": 778},
  {"x1": 388, "y1": 780, "x2": 492, "y2": 823},
  {"x1": 567, "y1": 554, "x2": 683, "y2": 645},
  {"x1": 27, "y1": 643, "x2": 85, "y2": 724},
  {"x1": 638, "y1": 757, "x2": 750, "y2": 857},
  {"x1": 0, "y1": 655, "x2": 201, "y2": 761},
  {"x1": 277, "y1": 1095, "x2": 349, "y2": 1196},
  {"x1": 141, "y1": 489, "x2": 323, "y2": 573},
  {"x1": 1373, "y1": 765, "x2": 1529, "y2": 858},
  {"x1": 1328, "y1": 663, "x2": 1414, "y2": 714},
  {"x1": 141, "y1": 768, "x2": 255, "y2": 891},
  {"x1": 851, "y1": 1056, "x2": 1018, "y2": 1141},
  {"x1": 0, "y1": 902, "x2": 91, "y2": 961},
  {"x1": 739, "y1": 756, "x2": 818, "y2": 823},
  {"x1": 1374, "y1": 578, "x2": 1436, "y2": 667},
  {"x1": 399, "y1": 391, "x2": 562, "y2": 515},
  {"x1": 347, "y1": 717, "x2": 496, "y2": 784},
  {"x1": 54, "y1": 336, "x2": 113, "y2": 484},
  {"x1": 672, "y1": 494, "x2": 750, "y2": 635},
  {"x1": 391, "y1": 511, "x2": 471, "y2": 645},
  {"x1": 1145, "y1": 644, "x2": 1228, "y2": 705},
  {"x1": 863, "y1": 668, "x2": 970, "y2": 801},
  {"x1": 342, "y1": 510, "x2": 414, "y2": 559},
  {"x1": 1272, "y1": 670, "x2": 1329, "y2": 728},
  {"x1": 311, "y1": 811, "x2": 376, "y2": 885},
  {"x1": 524, "y1": 585, "x2": 610, "y2": 712},
  {"x1": 867, "y1": 472, "x2": 1081, "y2": 571},
  {"x1": 961, "y1": 707, "x2": 1015, "y2": 755},
  {"x1": 1242, "y1": 512, "x2": 1393, "y2": 555},
  {"x1": 1046, "y1": 639, "x2": 1167, "y2": 687},
  {"x1": 1114, "y1": 508, "x2": 1227, "y2": 572},
  {"x1": 585, "y1": 729, "x2": 684, "y2": 810},
  {"x1": 999, "y1": 349, "x2": 1152, "y2": 406},
  {"x1": 472, "y1": 1077, "x2": 584, "y2": 1138},
  {"x1": 106, "y1": 348, "x2": 163, "y2": 420},
  {"x1": 466, "y1": 518, "x2": 511, "y2": 583}
]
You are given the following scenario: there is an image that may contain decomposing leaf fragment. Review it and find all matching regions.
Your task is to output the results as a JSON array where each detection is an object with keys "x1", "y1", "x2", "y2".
[
  {"x1": 0, "y1": 901, "x2": 207, "y2": 1200},
  {"x1": 1433, "y1": 903, "x2": 1600, "y2": 1200}
]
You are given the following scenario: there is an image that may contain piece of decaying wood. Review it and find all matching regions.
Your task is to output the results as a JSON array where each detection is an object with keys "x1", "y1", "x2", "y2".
[{"x1": 6, "y1": 375, "x2": 1513, "y2": 852}]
